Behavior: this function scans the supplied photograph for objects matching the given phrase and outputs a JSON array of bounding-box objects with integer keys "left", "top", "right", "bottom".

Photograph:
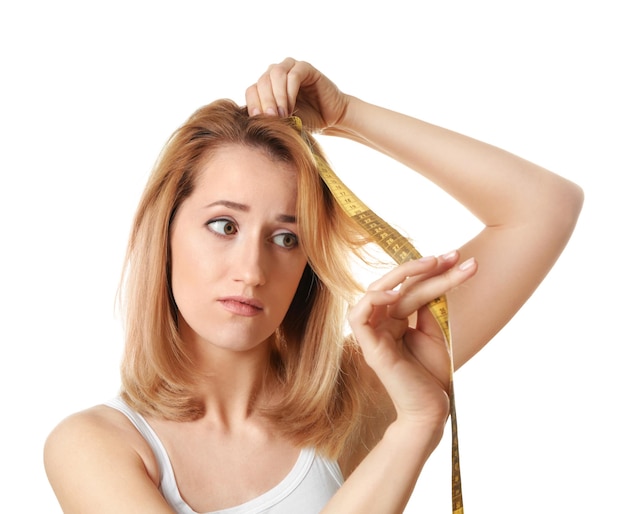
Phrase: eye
[
  {"left": 207, "top": 218, "right": 238, "bottom": 236},
  {"left": 272, "top": 232, "right": 299, "bottom": 249}
]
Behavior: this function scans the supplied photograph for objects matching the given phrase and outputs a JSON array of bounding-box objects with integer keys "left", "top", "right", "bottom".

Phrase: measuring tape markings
[{"left": 315, "top": 150, "right": 465, "bottom": 514}]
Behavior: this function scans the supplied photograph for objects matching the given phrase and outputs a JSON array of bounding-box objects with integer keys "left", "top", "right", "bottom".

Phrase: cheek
[
  {"left": 171, "top": 254, "right": 199, "bottom": 305},
  {"left": 273, "top": 261, "right": 309, "bottom": 310},
  {"left": 169, "top": 231, "right": 212, "bottom": 308}
]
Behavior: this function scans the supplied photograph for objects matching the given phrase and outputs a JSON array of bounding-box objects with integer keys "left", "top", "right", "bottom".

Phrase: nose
[{"left": 234, "top": 237, "right": 267, "bottom": 287}]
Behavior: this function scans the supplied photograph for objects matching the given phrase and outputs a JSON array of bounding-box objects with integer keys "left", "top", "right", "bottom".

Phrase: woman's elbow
[
  {"left": 550, "top": 177, "right": 584, "bottom": 242},
  {"left": 561, "top": 179, "right": 584, "bottom": 226}
]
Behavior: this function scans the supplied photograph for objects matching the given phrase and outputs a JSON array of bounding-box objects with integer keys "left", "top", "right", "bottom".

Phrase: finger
[
  {"left": 283, "top": 59, "right": 316, "bottom": 114},
  {"left": 399, "top": 251, "right": 460, "bottom": 292},
  {"left": 390, "top": 257, "right": 477, "bottom": 319},
  {"left": 271, "top": 58, "right": 304, "bottom": 117},
  {"left": 349, "top": 290, "right": 401, "bottom": 328},
  {"left": 253, "top": 58, "right": 298, "bottom": 117},
  {"left": 349, "top": 290, "right": 405, "bottom": 365},
  {"left": 367, "top": 256, "right": 439, "bottom": 293},
  {"left": 245, "top": 85, "right": 262, "bottom": 117},
  {"left": 266, "top": 63, "right": 292, "bottom": 117},
  {"left": 285, "top": 65, "right": 303, "bottom": 115},
  {"left": 245, "top": 63, "right": 282, "bottom": 117},
  {"left": 254, "top": 71, "right": 281, "bottom": 116}
]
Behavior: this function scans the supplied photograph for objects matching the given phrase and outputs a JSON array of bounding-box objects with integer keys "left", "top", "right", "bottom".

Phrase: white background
[{"left": 1, "top": 1, "right": 624, "bottom": 512}]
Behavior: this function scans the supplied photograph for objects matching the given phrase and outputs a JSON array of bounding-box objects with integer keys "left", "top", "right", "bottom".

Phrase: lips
[{"left": 218, "top": 296, "right": 264, "bottom": 317}]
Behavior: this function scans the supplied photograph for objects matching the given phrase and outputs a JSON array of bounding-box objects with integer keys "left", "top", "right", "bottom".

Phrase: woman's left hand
[
  {"left": 245, "top": 57, "right": 349, "bottom": 132},
  {"left": 348, "top": 251, "right": 477, "bottom": 427}
]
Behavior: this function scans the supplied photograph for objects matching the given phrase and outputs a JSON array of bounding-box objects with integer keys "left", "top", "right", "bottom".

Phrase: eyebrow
[{"left": 205, "top": 200, "right": 297, "bottom": 224}]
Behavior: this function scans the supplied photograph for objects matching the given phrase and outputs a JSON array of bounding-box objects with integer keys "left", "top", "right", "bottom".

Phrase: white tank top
[{"left": 105, "top": 397, "right": 343, "bottom": 514}]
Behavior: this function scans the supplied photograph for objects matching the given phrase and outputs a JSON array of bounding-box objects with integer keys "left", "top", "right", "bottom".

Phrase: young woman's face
[{"left": 169, "top": 144, "right": 308, "bottom": 355}]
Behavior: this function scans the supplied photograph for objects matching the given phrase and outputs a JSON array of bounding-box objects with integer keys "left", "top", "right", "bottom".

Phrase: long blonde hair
[{"left": 120, "top": 99, "right": 377, "bottom": 456}]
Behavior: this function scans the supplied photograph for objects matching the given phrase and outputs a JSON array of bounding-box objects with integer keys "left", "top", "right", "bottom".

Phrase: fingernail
[
  {"left": 442, "top": 250, "right": 457, "bottom": 261},
  {"left": 278, "top": 107, "right": 287, "bottom": 118},
  {"left": 265, "top": 107, "right": 277, "bottom": 116},
  {"left": 418, "top": 255, "right": 436, "bottom": 262},
  {"left": 459, "top": 257, "right": 476, "bottom": 271},
  {"left": 250, "top": 107, "right": 261, "bottom": 116}
]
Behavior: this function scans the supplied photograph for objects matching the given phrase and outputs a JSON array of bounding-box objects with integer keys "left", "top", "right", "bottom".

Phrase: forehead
[{"left": 191, "top": 144, "right": 298, "bottom": 203}]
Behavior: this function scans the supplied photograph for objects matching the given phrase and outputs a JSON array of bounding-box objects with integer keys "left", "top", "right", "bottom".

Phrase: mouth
[{"left": 218, "top": 296, "right": 264, "bottom": 317}]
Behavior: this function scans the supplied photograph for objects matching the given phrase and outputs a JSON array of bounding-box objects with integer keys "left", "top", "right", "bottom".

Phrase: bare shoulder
[
  {"left": 44, "top": 404, "right": 157, "bottom": 471},
  {"left": 46, "top": 404, "right": 131, "bottom": 440},
  {"left": 44, "top": 405, "right": 171, "bottom": 513}
]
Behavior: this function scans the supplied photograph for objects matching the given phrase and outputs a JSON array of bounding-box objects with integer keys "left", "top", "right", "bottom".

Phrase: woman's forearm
[
  {"left": 326, "top": 95, "right": 582, "bottom": 228},
  {"left": 322, "top": 419, "right": 446, "bottom": 514}
]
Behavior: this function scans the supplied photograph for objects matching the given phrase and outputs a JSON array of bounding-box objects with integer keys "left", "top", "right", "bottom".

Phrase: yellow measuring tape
[{"left": 292, "top": 117, "right": 464, "bottom": 513}]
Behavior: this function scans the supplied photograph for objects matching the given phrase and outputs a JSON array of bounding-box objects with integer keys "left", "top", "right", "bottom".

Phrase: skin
[
  {"left": 152, "top": 145, "right": 311, "bottom": 511},
  {"left": 44, "top": 58, "right": 583, "bottom": 514},
  {"left": 170, "top": 144, "right": 308, "bottom": 369}
]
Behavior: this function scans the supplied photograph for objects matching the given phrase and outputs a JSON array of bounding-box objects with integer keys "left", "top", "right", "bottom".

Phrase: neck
[{"left": 186, "top": 337, "right": 278, "bottom": 428}]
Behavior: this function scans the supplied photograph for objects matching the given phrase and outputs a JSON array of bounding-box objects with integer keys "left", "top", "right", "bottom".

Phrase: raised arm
[
  {"left": 337, "top": 97, "right": 582, "bottom": 365},
  {"left": 246, "top": 57, "right": 584, "bottom": 368},
  {"left": 246, "top": 57, "right": 583, "bottom": 514}
]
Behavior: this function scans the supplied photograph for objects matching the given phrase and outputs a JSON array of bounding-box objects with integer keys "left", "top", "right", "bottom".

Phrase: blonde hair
[{"left": 120, "top": 99, "right": 378, "bottom": 457}]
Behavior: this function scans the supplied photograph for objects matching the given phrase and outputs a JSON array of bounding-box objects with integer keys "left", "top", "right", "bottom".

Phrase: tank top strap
[{"left": 104, "top": 397, "right": 193, "bottom": 512}]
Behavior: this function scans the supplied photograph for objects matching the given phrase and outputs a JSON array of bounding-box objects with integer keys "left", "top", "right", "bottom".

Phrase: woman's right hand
[{"left": 348, "top": 252, "right": 477, "bottom": 428}]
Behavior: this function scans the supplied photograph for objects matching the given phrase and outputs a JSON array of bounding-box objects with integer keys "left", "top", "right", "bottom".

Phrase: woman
[{"left": 44, "top": 58, "right": 583, "bottom": 513}]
